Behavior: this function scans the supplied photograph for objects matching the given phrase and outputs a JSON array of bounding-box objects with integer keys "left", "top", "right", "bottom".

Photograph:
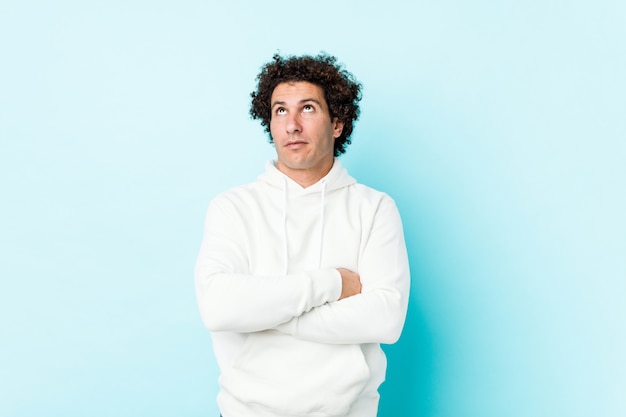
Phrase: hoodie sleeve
[
  {"left": 274, "top": 195, "right": 410, "bottom": 344},
  {"left": 194, "top": 195, "right": 342, "bottom": 333}
]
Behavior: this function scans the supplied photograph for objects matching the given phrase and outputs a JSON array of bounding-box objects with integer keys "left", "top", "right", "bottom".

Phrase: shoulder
[
  {"left": 211, "top": 181, "right": 260, "bottom": 210},
  {"left": 201, "top": 183, "right": 263, "bottom": 229},
  {"left": 338, "top": 183, "right": 402, "bottom": 225},
  {"left": 347, "top": 183, "right": 397, "bottom": 207},
  {"left": 209, "top": 180, "right": 275, "bottom": 212}
]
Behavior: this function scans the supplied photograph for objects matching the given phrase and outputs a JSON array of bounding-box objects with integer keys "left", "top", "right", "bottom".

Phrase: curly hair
[{"left": 250, "top": 52, "right": 362, "bottom": 156}]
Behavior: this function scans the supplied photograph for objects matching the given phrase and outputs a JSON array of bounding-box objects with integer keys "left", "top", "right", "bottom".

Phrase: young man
[{"left": 195, "top": 53, "right": 410, "bottom": 417}]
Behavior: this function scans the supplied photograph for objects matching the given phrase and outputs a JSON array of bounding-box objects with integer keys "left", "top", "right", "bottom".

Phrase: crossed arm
[{"left": 194, "top": 195, "right": 410, "bottom": 344}]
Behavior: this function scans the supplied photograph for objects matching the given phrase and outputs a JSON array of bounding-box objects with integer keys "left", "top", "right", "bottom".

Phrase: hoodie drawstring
[
  {"left": 318, "top": 179, "right": 327, "bottom": 269},
  {"left": 281, "top": 178, "right": 328, "bottom": 274},
  {"left": 282, "top": 177, "right": 289, "bottom": 275}
]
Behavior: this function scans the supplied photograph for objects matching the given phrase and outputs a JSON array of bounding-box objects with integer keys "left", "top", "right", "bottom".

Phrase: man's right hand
[{"left": 337, "top": 268, "right": 362, "bottom": 300}]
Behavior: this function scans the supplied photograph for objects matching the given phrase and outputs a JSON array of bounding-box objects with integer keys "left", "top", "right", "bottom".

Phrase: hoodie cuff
[{"left": 309, "top": 268, "right": 342, "bottom": 305}]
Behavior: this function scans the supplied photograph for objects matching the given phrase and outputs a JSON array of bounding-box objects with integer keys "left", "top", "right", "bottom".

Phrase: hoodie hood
[{"left": 257, "top": 158, "right": 357, "bottom": 194}]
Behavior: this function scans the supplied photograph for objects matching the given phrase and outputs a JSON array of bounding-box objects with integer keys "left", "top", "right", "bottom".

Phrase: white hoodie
[{"left": 195, "top": 159, "right": 410, "bottom": 417}]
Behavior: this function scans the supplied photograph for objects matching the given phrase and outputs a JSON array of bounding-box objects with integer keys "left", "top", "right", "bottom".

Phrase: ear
[{"left": 332, "top": 117, "right": 345, "bottom": 139}]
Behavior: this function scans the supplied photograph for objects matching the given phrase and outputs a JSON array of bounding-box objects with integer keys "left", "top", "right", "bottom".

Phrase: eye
[
  {"left": 303, "top": 104, "right": 314, "bottom": 112},
  {"left": 276, "top": 107, "right": 287, "bottom": 115}
]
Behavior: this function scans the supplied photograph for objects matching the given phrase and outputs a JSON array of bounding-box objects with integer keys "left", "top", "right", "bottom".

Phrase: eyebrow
[{"left": 271, "top": 98, "right": 322, "bottom": 109}]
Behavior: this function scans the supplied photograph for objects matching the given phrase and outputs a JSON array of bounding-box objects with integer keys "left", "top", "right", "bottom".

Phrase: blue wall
[{"left": 1, "top": 1, "right": 624, "bottom": 416}]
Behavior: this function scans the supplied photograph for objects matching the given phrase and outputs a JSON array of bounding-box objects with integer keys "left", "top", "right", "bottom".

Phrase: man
[{"left": 195, "top": 53, "right": 410, "bottom": 417}]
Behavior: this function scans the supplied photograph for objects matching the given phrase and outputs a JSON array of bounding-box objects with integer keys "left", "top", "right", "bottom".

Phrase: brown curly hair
[{"left": 250, "top": 52, "right": 362, "bottom": 156}]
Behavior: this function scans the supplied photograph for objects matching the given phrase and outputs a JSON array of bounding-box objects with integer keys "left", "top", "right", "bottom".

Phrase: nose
[{"left": 286, "top": 113, "right": 302, "bottom": 134}]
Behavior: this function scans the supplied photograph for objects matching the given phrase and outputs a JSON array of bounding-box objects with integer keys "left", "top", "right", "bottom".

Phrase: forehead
[{"left": 271, "top": 81, "right": 326, "bottom": 105}]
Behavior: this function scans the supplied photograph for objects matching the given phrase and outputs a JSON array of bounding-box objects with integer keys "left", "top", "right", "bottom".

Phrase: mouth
[{"left": 285, "top": 140, "right": 307, "bottom": 148}]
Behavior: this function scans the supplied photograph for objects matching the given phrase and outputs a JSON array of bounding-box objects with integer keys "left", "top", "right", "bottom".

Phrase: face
[{"left": 270, "top": 81, "right": 344, "bottom": 185}]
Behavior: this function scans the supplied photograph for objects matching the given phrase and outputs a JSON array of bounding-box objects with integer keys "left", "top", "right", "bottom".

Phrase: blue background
[{"left": 1, "top": 1, "right": 624, "bottom": 416}]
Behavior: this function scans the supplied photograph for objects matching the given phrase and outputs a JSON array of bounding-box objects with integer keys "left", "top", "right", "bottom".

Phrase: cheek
[
  {"left": 324, "top": 135, "right": 335, "bottom": 152},
  {"left": 269, "top": 121, "right": 279, "bottom": 138}
]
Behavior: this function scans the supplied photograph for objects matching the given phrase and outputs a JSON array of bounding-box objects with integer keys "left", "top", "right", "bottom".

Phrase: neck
[{"left": 277, "top": 159, "right": 334, "bottom": 188}]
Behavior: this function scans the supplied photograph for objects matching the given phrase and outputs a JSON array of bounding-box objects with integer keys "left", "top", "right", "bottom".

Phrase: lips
[{"left": 285, "top": 140, "right": 307, "bottom": 148}]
